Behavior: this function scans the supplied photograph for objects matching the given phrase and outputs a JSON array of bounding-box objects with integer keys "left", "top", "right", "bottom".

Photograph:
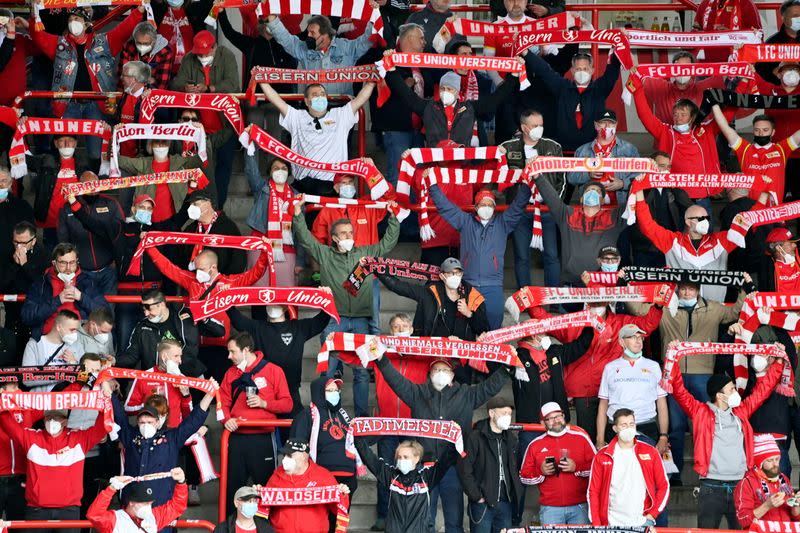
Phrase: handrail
[
  {"left": 7, "top": 519, "right": 216, "bottom": 531},
  {"left": 0, "top": 295, "right": 188, "bottom": 303},
  {"left": 218, "top": 419, "right": 293, "bottom": 522}
]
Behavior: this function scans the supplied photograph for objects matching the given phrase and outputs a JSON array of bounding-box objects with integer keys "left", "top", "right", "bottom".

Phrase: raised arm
[
  {"left": 384, "top": 68, "right": 428, "bottom": 116},
  {"left": 498, "top": 182, "right": 532, "bottom": 233},
  {"left": 472, "top": 74, "right": 519, "bottom": 117},
  {"left": 711, "top": 104, "right": 739, "bottom": 147},
  {"left": 265, "top": 16, "right": 307, "bottom": 60},
  {"left": 534, "top": 174, "right": 567, "bottom": 223},
  {"left": 145, "top": 247, "right": 195, "bottom": 290},
  {"left": 258, "top": 82, "right": 290, "bottom": 117},
  {"left": 524, "top": 50, "right": 570, "bottom": 95},
  {"left": 349, "top": 82, "right": 375, "bottom": 113}
]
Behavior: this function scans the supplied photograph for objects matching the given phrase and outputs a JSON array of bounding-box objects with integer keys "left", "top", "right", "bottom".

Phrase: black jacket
[
  {"left": 291, "top": 376, "right": 355, "bottom": 475},
  {"left": 117, "top": 303, "right": 204, "bottom": 377},
  {"left": 0, "top": 243, "right": 49, "bottom": 294},
  {"left": 57, "top": 195, "right": 124, "bottom": 271},
  {"left": 213, "top": 514, "right": 274, "bottom": 533},
  {"left": 457, "top": 418, "right": 523, "bottom": 508},
  {"left": 501, "top": 135, "right": 565, "bottom": 205},
  {"left": 513, "top": 327, "right": 594, "bottom": 424},
  {"left": 630, "top": 187, "right": 693, "bottom": 256},
  {"left": 354, "top": 435, "right": 455, "bottom": 533},
  {"left": 376, "top": 356, "right": 511, "bottom": 457},
  {"left": 228, "top": 307, "right": 330, "bottom": 414},
  {"left": 173, "top": 210, "right": 246, "bottom": 275},
  {"left": 377, "top": 275, "right": 489, "bottom": 340},
  {"left": 385, "top": 69, "right": 518, "bottom": 147},
  {"left": 370, "top": 65, "right": 437, "bottom": 132},
  {"left": 720, "top": 196, "right": 773, "bottom": 279},
  {"left": 747, "top": 326, "right": 797, "bottom": 437},
  {"left": 524, "top": 52, "right": 620, "bottom": 151},
  {"left": 0, "top": 196, "right": 34, "bottom": 265}
]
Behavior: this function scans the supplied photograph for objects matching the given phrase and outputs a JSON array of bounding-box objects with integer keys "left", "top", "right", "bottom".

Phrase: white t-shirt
[
  {"left": 608, "top": 446, "right": 647, "bottom": 527},
  {"left": 279, "top": 104, "right": 358, "bottom": 181},
  {"left": 599, "top": 357, "right": 666, "bottom": 422}
]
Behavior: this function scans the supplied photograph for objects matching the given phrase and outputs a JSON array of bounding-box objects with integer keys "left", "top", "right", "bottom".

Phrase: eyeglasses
[
  {"left": 543, "top": 413, "right": 564, "bottom": 422},
  {"left": 141, "top": 301, "right": 164, "bottom": 310},
  {"left": 55, "top": 259, "right": 78, "bottom": 267},
  {"left": 180, "top": 117, "right": 199, "bottom": 123},
  {"left": 623, "top": 334, "right": 645, "bottom": 341},
  {"left": 13, "top": 237, "right": 35, "bottom": 246},
  {"left": 687, "top": 215, "right": 709, "bottom": 222}
]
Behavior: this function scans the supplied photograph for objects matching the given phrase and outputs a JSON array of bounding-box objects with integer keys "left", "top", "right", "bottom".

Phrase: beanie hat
[
  {"left": 706, "top": 373, "right": 733, "bottom": 400},
  {"left": 439, "top": 71, "right": 462, "bottom": 91},
  {"left": 474, "top": 190, "right": 496, "bottom": 206},
  {"left": 753, "top": 433, "right": 781, "bottom": 467}
]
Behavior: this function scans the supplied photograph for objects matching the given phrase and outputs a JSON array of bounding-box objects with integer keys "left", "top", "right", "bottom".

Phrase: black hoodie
[{"left": 290, "top": 376, "right": 355, "bottom": 476}]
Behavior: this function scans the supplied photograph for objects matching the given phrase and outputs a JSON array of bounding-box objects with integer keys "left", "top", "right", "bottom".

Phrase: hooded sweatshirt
[{"left": 265, "top": 460, "right": 340, "bottom": 533}]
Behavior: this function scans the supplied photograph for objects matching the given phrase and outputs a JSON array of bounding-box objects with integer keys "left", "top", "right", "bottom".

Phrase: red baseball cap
[
  {"left": 429, "top": 358, "right": 454, "bottom": 370},
  {"left": 192, "top": 30, "right": 216, "bottom": 56},
  {"left": 766, "top": 227, "right": 797, "bottom": 244},
  {"left": 474, "top": 190, "right": 495, "bottom": 206},
  {"left": 325, "top": 378, "right": 343, "bottom": 389},
  {"left": 133, "top": 194, "right": 155, "bottom": 207}
]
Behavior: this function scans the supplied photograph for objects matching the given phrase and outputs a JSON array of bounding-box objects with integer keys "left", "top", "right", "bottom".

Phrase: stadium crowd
[{"left": 0, "top": 0, "right": 800, "bottom": 532}]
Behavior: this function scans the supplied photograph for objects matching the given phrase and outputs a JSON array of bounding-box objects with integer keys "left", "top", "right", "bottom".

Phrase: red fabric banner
[
  {"left": 727, "top": 200, "right": 800, "bottom": 248},
  {"left": 348, "top": 417, "right": 465, "bottom": 456},
  {"left": 139, "top": 91, "right": 244, "bottom": 134},
  {"left": 634, "top": 62, "right": 754, "bottom": 79},
  {"left": 378, "top": 52, "right": 529, "bottom": 90},
  {"left": 256, "top": 485, "right": 350, "bottom": 532},
  {"left": 189, "top": 286, "right": 340, "bottom": 323},
  {"left": 739, "top": 44, "right": 800, "bottom": 63},
  {"left": 0, "top": 390, "right": 113, "bottom": 431},
  {"left": 62, "top": 169, "right": 208, "bottom": 198},
  {"left": 513, "top": 29, "right": 633, "bottom": 69}
]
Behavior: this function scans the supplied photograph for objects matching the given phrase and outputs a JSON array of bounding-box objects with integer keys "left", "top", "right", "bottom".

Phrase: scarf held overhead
[
  {"left": 343, "top": 257, "right": 440, "bottom": 296},
  {"left": 738, "top": 44, "right": 800, "bottom": 63},
  {"left": 300, "top": 194, "right": 409, "bottom": 222},
  {"left": 626, "top": 29, "right": 762, "bottom": 48},
  {"left": 127, "top": 231, "right": 274, "bottom": 276},
  {"left": 0, "top": 390, "right": 113, "bottom": 430},
  {"left": 246, "top": 65, "right": 383, "bottom": 104},
  {"left": 621, "top": 266, "right": 747, "bottom": 287},
  {"left": 482, "top": 310, "right": 605, "bottom": 344},
  {"left": 256, "top": 485, "right": 350, "bottom": 532},
  {"left": 9, "top": 118, "right": 110, "bottom": 178},
  {"left": 378, "top": 52, "right": 529, "bottom": 90},
  {"left": 189, "top": 286, "right": 340, "bottom": 322},
  {"left": 139, "top": 90, "right": 244, "bottom": 134},
  {"left": 513, "top": 29, "right": 633, "bottom": 69},
  {"left": 348, "top": 417, "right": 465, "bottom": 456},
  {"left": 701, "top": 89, "right": 800, "bottom": 117},
  {"left": 62, "top": 168, "right": 208, "bottom": 198},
  {"left": 110, "top": 123, "right": 207, "bottom": 177},
  {"left": 240, "top": 125, "right": 391, "bottom": 200},
  {"left": 727, "top": 200, "right": 800, "bottom": 248}
]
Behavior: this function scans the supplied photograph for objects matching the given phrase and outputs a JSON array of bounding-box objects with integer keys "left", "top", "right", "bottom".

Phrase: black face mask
[
  {"left": 305, "top": 36, "right": 317, "bottom": 50},
  {"left": 753, "top": 135, "right": 773, "bottom": 147}
]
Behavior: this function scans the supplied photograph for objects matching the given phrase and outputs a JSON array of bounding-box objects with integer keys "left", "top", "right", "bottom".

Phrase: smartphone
[{"left": 545, "top": 456, "right": 558, "bottom": 475}]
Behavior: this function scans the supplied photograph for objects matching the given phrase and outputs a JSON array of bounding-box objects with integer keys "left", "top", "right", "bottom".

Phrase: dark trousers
[
  {"left": 329, "top": 474, "right": 357, "bottom": 533},
  {"left": 199, "top": 345, "right": 229, "bottom": 384},
  {"left": 697, "top": 479, "right": 740, "bottom": 529},
  {"left": 226, "top": 432, "right": 277, "bottom": 515},
  {"left": 179, "top": 445, "right": 201, "bottom": 486},
  {"left": 376, "top": 435, "right": 400, "bottom": 520},
  {"left": 0, "top": 475, "right": 25, "bottom": 520},
  {"left": 82, "top": 265, "right": 118, "bottom": 300},
  {"left": 573, "top": 397, "right": 600, "bottom": 444},
  {"left": 25, "top": 505, "right": 80, "bottom": 533}
]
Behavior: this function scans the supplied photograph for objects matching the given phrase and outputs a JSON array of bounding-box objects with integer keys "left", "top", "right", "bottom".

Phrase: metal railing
[{"left": 6, "top": 520, "right": 216, "bottom": 531}]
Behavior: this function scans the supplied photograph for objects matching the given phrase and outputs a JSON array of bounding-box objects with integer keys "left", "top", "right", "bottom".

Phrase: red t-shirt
[
  {"left": 733, "top": 136, "right": 797, "bottom": 203},
  {"left": 199, "top": 66, "right": 223, "bottom": 133},
  {"left": 775, "top": 258, "right": 800, "bottom": 292},
  {"left": 575, "top": 86, "right": 587, "bottom": 129},
  {"left": 484, "top": 15, "right": 534, "bottom": 58},
  {"left": 235, "top": 523, "right": 256, "bottom": 533},
  {"left": 151, "top": 159, "right": 175, "bottom": 222}
]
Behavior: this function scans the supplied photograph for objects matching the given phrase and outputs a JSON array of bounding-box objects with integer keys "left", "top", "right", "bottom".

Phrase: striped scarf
[{"left": 267, "top": 182, "right": 294, "bottom": 262}]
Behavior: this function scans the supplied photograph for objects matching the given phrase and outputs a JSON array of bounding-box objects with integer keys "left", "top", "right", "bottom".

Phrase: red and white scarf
[
  {"left": 309, "top": 401, "right": 364, "bottom": 475},
  {"left": 139, "top": 90, "right": 244, "bottom": 134},
  {"left": 241, "top": 125, "right": 391, "bottom": 199},
  {"left": 738, "top": 44, "right": 800, "bottom": 63},
  {"left": 737, "top": 292, "right": 800, "bottom": 344},
  {"left": 160, "top": 7, "right": 191, "bottom": 64},
  {"left": 0, "top": 390, "right": 113, "bottom": 431},
  {"left": 301, "top": 194, "right": 409, "bottom": 222},
  {"left": 9, "top": 118, "right": 110, "bottom": 178},
  {"left": 184, "top": 431, "right": 218, "bottom": 483},
  {"left": 316, "top": 332, "right": 521, "bottom": 374},
  {"left": 0, "top": 364, "right": 81, "bottom": 383},
  {"left": 377, "top": 52, "right": 529, "bottom": 90},
  {"left": 127, "top": 231, "right": 273, "bottom": 276},
  {"left": 749, "top": 521, "right": 800, "bottom": 533},
  {"left": 625, "top": 173, "right": 766, "bottom": 225},
  {"left": 246, "top": 65, "right": 383, "bottom": 104},
  {"left": 727, "top": 200, "right": 800, "bottom": 248},
  {"left": 459, "top": 71, "right": 481, "bottom": 147},
  {"left": 110, "top": 123, "right": 206, "bottom": 177},
  {"left": 346, "top": 417, "right": 465, "bottom": 456},
  {"left": 626, "top": 29, "right": 762, "bottom": 48},
  {"left": 257, "top": 486, "right": 349, "bottom": 532},
  {"left": 482, "top": 310, "right": 605, "bottom": 344},
  {"left": 267, "top": 183, "right": 294, "bottom": 262},
  {"left": 190, "top": 286, "right": 339, "bottom": 322},
  {"left": 32, "top": 0, "right": 154, "bottom": 31},
  {"left": 514, "top": 29, "right": 633, "bottom": 69},
  {"left": 660, "top": 341, "right": 793, "bottom": 397},
  {"left": 622, "top": 62, "right": 756, "bottom": 105},
  {"left": 62, "top": 168, "right": 208, "bottom": 198},
  {"left": 505, "top": 284, "right": 675, "bottom": 322}
]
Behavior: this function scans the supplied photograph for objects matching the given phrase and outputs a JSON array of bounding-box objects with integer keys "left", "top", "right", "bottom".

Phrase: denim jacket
[
  {"left": 566, "top": 137, "right": 641, "bottom": 207},
  {"left": 267, "top": 18, "right": 373, "bottom": 95}
]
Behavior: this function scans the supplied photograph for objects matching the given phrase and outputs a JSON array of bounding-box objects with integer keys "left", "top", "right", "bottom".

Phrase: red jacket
[
  {"left": 265, "top": 460, "right": 341, "bottom": 533},
  {"left": 519, "top": 426, "right": 596, "bottom": 506},
  {"left": 671, "top": 362, "right": 782, "bottom": 477},
  {"left": 0, "top": 410, "right": 38, "bottom": 476},
  {"left": 373, "top": 353, "right": 430, "bottom": 418},
  {"left": 219, "top": 351, "right": 293, "bottom": 432},
  {"left": 147, "top": 246, "right": 270, "bottom": 346},
  {"left": 87, "top": 482, "right": 187, "bottom": 533},
  {"left": 587, "top": 437, "right": 670, "bottom": 526},
  {"left": 0, "top": 409, "right": 107, "bottom": 507},
  {"left": 123, "top": 367, "right": 192, "bottom": 428},
  {"left": 533, "top": 305, "right": 662, "bottom": 398},
  {"left": 734, "top": 467, "right": 800, "bottom": 528},
  {"left": 311, "top": 205, "right": 383, "bottom": 247}
]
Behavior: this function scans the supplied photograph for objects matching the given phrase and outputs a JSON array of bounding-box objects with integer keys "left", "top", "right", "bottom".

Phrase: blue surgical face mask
[
  {"left": 135, "top": 210, "right": 152, "bottom": 225},
  {"left": 600, "top": 262, "right": 619, "bottom": 272},
  {"left": 167, "top": 0, "right": 183, "bottom": 7},
  {"left": 241, "top": 501, "right": 258, "bottom": 519},
  {"left": 624, "top": 348, "right": 642, "bottom": 359},
  {"left": 310, "top": 96, "right": 328, "bottom": 113},
  {"left": 678, "top": 297, "right": 697, "bottom": 308},
  {"left": 673, "top": 123, "right": 691, "bottom": 133},
  {"left": 325, "top": 391, "right": 340, "bottom": 405},
  {"left": 582, "top": 190, "right": 601, "bottom": 207},
  {"left": 0, "top": 188, "right": 9, "bottom": 201}
]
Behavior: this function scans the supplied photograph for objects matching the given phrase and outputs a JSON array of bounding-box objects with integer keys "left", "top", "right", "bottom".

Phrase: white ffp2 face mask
[
  {"left": 59, "top": 146, "right": 76, "bottom": 158},
  {"left": 152, "top": 146, "right": 169, "bottom": 160},
  {"left": 445, "top": 275, "right": 462, "bottom": 290},
  {"left": 440, "top": 90, "right": 456, "bottom": 106},
  {"left": 139, "top": 423, "right": 157, "bottom": 439},
  {"left": 694, "top": 219, "right": 710, "bottom": 235},
  {"left": 477, "top": 206, "right": 494, "bottom": 221},
  {"left": 195, "top": 269, "right": 211, "bottom": 283},
  {"left": 573, "top": 70, "right": 592, "bottom": 85},
  {"left": 751, "top": 355, "right": 768, "bottom": 373},
  {"left": 68, "top": 20, "right": 85, "bottom": 37},
  {"left": 618, "top": 427, "right": 636, "bottom": 443},
  {"left": 396, "top": 458, "right": 414, "bottom": 475},
  {"left": 430, "top": 372, "right": 452, "bottom": 391},
  {"left": 336, "top": 238, "right": 355, "bottom": 252},
  {"left": 45, "top": 420, "right": 62, "bottom": 436},
  {"left": 495, "top": 414, "right": 512, "bottom": 431},
  {"left": 272, "top": 169, "right": 289, "bottom": 184},
  {"left": 187, "top": 204, "right": 202, "bottom": 221},
  {"left": 282, "top": 456, "right": 297, "bottom": 473}
]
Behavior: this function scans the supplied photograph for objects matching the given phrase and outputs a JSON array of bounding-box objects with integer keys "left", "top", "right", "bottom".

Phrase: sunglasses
[
  {"left": 687, "top": 215, "right": 709, "bottom": 222},
  {"left": 141, "top": 301, "right": 164, "bottom": 310}
]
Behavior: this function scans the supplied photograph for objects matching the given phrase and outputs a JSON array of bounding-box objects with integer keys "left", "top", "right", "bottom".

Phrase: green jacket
[
  {"left": 293, "top": 212, "right": 399, "bottom": 317},
  {"left": 118, "top": 154, "right": 200, "bottom": 213},
  {"left": 170, "top": 45, "right": 241, "bottom": 94}
]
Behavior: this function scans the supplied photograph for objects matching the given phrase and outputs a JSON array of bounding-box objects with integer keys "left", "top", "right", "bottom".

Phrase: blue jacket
[
  {"left": 266, "top": 18, "right": 373, "bottom": 96},
  {"left": 21, "top": 270, "right": 107, "bottom": 340},
  {"left": 112, "top": 395, "right": 208, "bottom": 506},
  {"left": 429, "top": 183, "right": 531, "bottom": 287},
  {"left": 567, "top": 137, "right": 641, "bottom": 207}
]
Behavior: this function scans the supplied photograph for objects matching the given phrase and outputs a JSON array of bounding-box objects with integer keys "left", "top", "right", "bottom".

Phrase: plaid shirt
[{"left": 119, "top": 40, "right": 175, "bottom": 90}]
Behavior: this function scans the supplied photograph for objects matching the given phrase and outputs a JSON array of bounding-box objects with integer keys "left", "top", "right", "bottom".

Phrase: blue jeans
[
  {"left": 214, "top": 135, "right": 237, "bottom": 209},
  {"left": 382, "top": 131, "right": 422, "bottom": 187},
  {"left": 476, "top": 285, "right": 504, "bottom": 330},
  {"left": 511, "top": 209, "right": 533, "bottom": 288},
  {"left": 429, "top": 465, "right": 464, "bottom": 533},
  {"left": 322, "top": 316, "right": 371, "bottom": 417},
  {"left": 376, "top": 435, "right": 400, "bottom": 520},
  {"left": 468, "top": 500, "right": 512, "bottom": 533},
  {"left": 62, "top": 101, "right": 106, "bottom": 161},
  {"left": 539, "top": 503, "right": 589, "bottom": 525},
  {"left": 668, "top": 373, "right": 710, "bottom": 478}
]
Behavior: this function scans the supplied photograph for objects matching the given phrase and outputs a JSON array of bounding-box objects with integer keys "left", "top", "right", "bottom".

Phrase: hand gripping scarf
[
  {"left": 343, "top": 257, "right": 440, "bottom": 296},
  {"left": 9, "top": 118, "right": 110, "bottom": 178},
  {"left": 481, "top": 310, "right": 606, "bottom": 344},
  {"left": 660, "top": 341, "right": 793, "bottom": 397},
  {"left": 300, "top": 194, "right": 409, "bottom": 222},
  {"left": 189, "top": 286, "right": 340, "bottom": 322},
  {"left": 505, "top": 284, "right": 675, "bottom": 322},
  {"left": 110, "top": 123, "right": 207, "bottom": 177},
  {"left": 0, "top": 390, "right": 113, "bottom": 431},
  {"left": 622, "top": 62, "right": 755, "bottom": 105},
  {"left": 32, "top": 0, "right": 155, "bottom": 31},
  {"left": 61, "top": 169, "right": 208, "bottom": 198},
  {"left": 727, "top": 200, "right": 800, "bottom": 248},
  {"left": 139, "top": 90, "right": 244, "bottom": 134},
  {"left": 240, "top": 124, "right": 391, "bottom": 200},
  {"left": 256, "top": 485, "right": 350, "bottom": 532},
  {"left": 127, "top": 231, "right": 274, "bottom": 276},
  {"left": 246, "top": 65, "right": 383, "bottom": 104},
  {"left": 736, "top": 292, "right": 800, "bottom": 344}
]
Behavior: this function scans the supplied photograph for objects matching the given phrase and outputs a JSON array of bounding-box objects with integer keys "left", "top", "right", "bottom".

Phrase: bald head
[
  {"left": 195, "top": 249, "right": 218, "bottom": 270},
  {"left": 684, "top": 204, "right": 710, "bottom": 236}
]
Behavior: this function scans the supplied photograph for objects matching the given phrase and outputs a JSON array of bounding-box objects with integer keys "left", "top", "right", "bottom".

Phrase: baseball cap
[
  {"left": 598, "top": 246, "right": 620, "bottom": 258},
  {"left": 439, "top": 71, "right": 462, "bottom": 91},
  {"left": 124, "top": 482, "right": 155, "bottom": 504},
  {"left": 136, "top": 405, "right": 160, "bottom": 420},
  {"left": 618, "top": 324, "right": 646, "bottom": 340},
  {"left": 67, "top": 7, "right": 91, "bottom": 20},
  {"left": 777, "top": 61, "right": 800, "bottom": 72},
  {"left": 192, "top": 30, "right": 216, "bottom": 56},
  {"left": 234, "top": 486, "right": 260, "bottom": 501},
  {"left": 474, "top": 190, "right": 496, "bottom": 206},
  {"left": 540, "top": 401, "right": 563, "bottom": 420},
  {"left": 325, "top": 378, "right": 343, "bottom": 389},
  {"left": 440, "top": 257, "right": 462, "bottom": 273},
  {"left": 487, "top": 396, "right": 514, "bottom": 410},
  {"left": 187, "top": 189, "right": 215, "bottom": 206},
  {"left": 280, "top": 438, "right": 310, "bottom": 455},
  {"left": 597, "top": 109, "right": 617, "bottom": 123},
  {"left": 133, "top": 194, "right": 155, "bottom": 207},
  {"left": 429, "top": 358, "right": 455, "bottom": 370},
  {"left": 766, "top": 227, "right": 797, "bottom": 244}
]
